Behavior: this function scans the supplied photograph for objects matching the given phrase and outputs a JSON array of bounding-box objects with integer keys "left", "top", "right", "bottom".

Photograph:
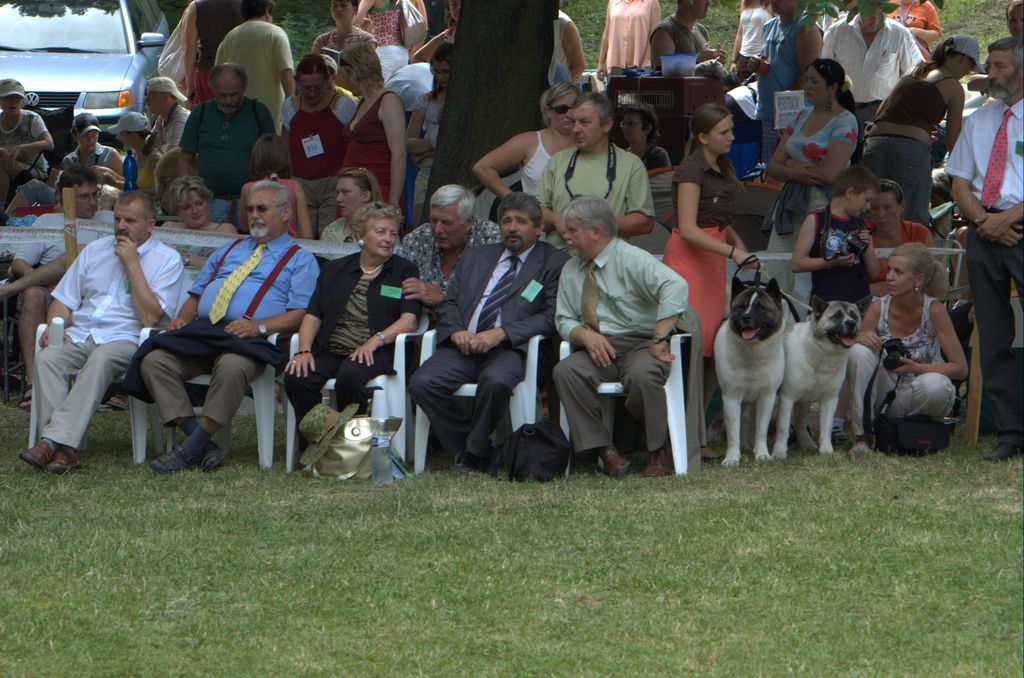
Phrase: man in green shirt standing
[
  {"left": 553, "top": 196, "right": 689, "bottom": 478},
  {"left": 536, "top": 92, "right": 655, "bottom": 251},
  {"left": 178, "top": 63, "right": 276, "bottom": 228}
]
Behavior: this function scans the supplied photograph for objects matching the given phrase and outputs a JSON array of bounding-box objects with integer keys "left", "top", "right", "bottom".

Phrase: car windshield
[{"left": 0, "top": 0, "right": 128, "bottom": 54}]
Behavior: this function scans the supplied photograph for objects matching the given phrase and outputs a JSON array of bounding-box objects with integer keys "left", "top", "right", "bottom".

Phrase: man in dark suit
[{"left": 410, "top": 192, "right": 570, "bottom": 473}]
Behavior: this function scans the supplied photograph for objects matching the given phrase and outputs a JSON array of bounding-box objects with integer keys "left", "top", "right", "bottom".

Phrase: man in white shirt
[
  {"left": 821, "top": 10, "right": 922, "bottom": 128},
  {"left": 946, "top": 37, "right": 1024, "bottom": 462},
  {"left": 17, "top": 192, "right": 184, "bottom": 474},
  {"left": 0, "top": 166, "right": 114, "bottom": 407}
]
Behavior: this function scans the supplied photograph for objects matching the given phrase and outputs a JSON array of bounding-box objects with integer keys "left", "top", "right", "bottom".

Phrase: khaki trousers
[
  {"left": 297, "top": 176, "right": 339, "bottom": 236},
  {"left": 35, "top": 338, "right": 137, "bottom": 449},
  {"left": 139, "top": 348, "right": 260, "bottom": 429},
  {"left": 553, "top": 334, "right": 671, "bottom": 454}
]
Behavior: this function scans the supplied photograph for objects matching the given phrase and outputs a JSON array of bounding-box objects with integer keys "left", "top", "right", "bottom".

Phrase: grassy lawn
[{"left": 1, "top": 400, "right": 1020, "bottom": 675}]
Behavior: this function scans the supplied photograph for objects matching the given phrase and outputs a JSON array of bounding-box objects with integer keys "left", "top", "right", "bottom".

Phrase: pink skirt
[{"left": 662, "top": 227, "right": 727, "bottom": 358}]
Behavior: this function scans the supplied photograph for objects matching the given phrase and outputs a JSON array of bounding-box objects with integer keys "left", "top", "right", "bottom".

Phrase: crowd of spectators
[{"left": 4, "top": 0, "right": 1022, "bottom": 475}]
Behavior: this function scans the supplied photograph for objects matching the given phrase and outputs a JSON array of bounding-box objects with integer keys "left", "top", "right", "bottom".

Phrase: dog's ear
[
  {"left": 855, "top": 295, "right": 873, "bottom": 316},
  {"left": 765, "top": 277, "right": 783, "bottom": 301},
  {"left": 731, "top": 276, "right": 748, "bottom": 302},
  {"left": 810, "top": 295, "right": 828, "bottom": 319}
]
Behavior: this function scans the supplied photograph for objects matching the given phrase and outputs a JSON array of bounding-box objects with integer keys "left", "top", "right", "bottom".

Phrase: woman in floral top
[{"left": 764, "top": 57, "right": 858, "bottom": 300}]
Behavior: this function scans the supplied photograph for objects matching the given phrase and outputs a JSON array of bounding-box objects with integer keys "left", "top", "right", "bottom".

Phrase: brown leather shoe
[
  {"left": 599, "top": 446, "right": 630, "bottom": 478},
  {"left": 642, "top": 445, "right": 672, "bottom": 478},
  {"left": 19, "top": 438, "right": 56, "bottom": 470},
  {"left": 44, "top": 448, "right": 81, "bottom": 475}
]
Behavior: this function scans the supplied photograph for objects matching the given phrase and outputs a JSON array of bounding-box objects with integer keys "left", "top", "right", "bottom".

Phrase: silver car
[{"left": 0, "top": 0, "right": 167, "bottom": 132}]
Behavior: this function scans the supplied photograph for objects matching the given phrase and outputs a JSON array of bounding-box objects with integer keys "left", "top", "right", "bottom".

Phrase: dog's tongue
[
  {"left": 741, "top": 328, "right": 758, "bottom": 341},
  {"left": 841, "top": 337, "right": 855, "bottom": 347}
]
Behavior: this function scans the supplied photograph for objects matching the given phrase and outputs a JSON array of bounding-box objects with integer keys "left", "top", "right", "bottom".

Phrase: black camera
[
  {"left": 839, "top": 231, "right": 869, "bottom": 258},
  {"left": 882, "top": 338, "right": 911, "bottom": 370}
]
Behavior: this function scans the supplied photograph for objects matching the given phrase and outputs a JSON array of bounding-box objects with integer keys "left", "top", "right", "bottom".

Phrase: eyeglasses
[
  {"left": 548, "top": 105, "right": 571, "bottom": 114},
  {"left": 298, "top": 84, "right": 329, "bottom": 94},
  {"left": 75, "top": 191, "right": 100, "bottom": 201}
]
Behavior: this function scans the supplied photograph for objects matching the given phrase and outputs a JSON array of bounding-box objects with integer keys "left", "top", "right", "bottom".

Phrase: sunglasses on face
[{"left": 548, "top": 105, "right": 571, "bottom": 114}]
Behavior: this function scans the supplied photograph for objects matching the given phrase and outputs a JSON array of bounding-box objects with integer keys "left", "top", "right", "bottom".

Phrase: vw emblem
[{"left": 24, "top": 92, "right": 39, "bottom": 107}]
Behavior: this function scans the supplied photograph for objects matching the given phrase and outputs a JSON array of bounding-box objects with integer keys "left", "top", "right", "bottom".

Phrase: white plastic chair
[
  {"left": 127, "top": 329, "right": 281, "bottom": 470},
  {"left": 28, "top": 320, "right": 158, "bottom": 465},
  {"left": 284, "top": 314, "right": 428, "bottom": 473},
  {"left": 557, "top": 334, "right": 690, "bottom": 475},
  {"left": 412, "top": 330, "right": 544, "bottom": 474}
]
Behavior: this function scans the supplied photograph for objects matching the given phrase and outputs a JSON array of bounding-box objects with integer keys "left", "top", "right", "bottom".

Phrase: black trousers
[
  {"left": 966, "top": 226, "right": 1024, "bottom": 447},
  {"left": 409, "top": 345, "right": 525, "bottom": 460},
  {"left": 284, "top": 351, "right": 388, "bottom": 449}
]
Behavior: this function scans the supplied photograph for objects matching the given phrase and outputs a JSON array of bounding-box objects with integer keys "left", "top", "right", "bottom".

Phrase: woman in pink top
[
  {"left": 597, "top": 0, "right": 662, "bottom": 76},
  {"left": 239, "top": 134, "right": 315, "bottom": 240}
]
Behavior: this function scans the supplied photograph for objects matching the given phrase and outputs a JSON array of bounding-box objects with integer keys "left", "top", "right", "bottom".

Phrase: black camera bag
[
  {"left": 498, "top": 419, "right": 570, "bottom": 482},
  {"left": 863, "top": 353, "right": 950, "bottom": 455}
]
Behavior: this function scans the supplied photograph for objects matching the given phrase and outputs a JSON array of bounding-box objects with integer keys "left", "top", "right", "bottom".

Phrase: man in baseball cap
[
  {"left": 0, "top": 78, "right": 26, "bottom": 99},
  {"left": 145, "top": 76, "right": 190, "bottom": 149}
]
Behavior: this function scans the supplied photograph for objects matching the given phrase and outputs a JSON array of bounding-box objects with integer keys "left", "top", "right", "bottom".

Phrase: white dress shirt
[
  {"left": 52, "top": 235, "right": 184, "bottom": 344},
  {"left": 821, "top": 17, "right": 923, "bottom": 103},
  {"left": 946, "top": 98, "right": 1024, "bottom": 212},
  {"left": 468, "top": 244, "right": 536, "bottom": 334}
]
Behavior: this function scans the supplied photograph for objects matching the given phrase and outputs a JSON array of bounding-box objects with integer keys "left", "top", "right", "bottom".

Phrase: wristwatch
[
  {"left": 652, "top": 333, "right": 669, "bottom": 344},
  {"left": 258, "top": 323, "right": 268, "bottom": 336}
]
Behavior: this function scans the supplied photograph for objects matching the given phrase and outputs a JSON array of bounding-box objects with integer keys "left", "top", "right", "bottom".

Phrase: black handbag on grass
[
  {"left": 863, "top": 354, "right": 950, "bottom": 455},
  {"left": 498, "top": 419, "right": 570, "bottom": 482}
]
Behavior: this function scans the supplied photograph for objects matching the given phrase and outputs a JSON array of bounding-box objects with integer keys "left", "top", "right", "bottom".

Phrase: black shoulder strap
[{"left": 862, "top": 350, "right": 899, "bottom": 434}]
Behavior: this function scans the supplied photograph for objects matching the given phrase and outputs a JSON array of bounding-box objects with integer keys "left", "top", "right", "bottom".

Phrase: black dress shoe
[
  {"left": 452, "top": 451, "right": 485, "bottom": 475},
  {"left": 981, "top": 443, "right": 1023, "bottom": 462}
]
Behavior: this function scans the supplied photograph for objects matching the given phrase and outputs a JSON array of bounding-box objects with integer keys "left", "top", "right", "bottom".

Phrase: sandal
[{"left": 17, "top": 386, "right": 32, "bottom": 412}]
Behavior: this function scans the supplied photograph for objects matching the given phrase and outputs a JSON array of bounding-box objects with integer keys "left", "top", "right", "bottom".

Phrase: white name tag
[{"left": 302, "top": 134, "right": 325, "bottom": 158}]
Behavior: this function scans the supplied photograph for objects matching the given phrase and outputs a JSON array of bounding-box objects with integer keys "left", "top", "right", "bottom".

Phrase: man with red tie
[{"left": 947, "top": 37, "right": 1024, "bottom": 461}]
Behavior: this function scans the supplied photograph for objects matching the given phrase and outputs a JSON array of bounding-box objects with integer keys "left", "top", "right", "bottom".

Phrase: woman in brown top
[
  {"left": 862, "top": 35, "right": 979, "bottom": 225},
  {"left": 664, "top": 106, "right": 754, "bottom": 459}
]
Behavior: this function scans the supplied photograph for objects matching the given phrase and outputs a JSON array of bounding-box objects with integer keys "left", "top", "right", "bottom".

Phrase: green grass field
[{"left": 1, "top": 402, "right": 1020, "bottom": 675}]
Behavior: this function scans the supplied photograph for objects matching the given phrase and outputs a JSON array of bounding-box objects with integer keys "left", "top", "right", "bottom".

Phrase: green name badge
[
  {"left": 521, "top": 279, "right": 543, "bottom": 302},
  {"left": 380, "top": 285, "right": 402, "bottom": 299},
  {"left": 1017, "top": 140, "right": 1024, "bottom": 157}
]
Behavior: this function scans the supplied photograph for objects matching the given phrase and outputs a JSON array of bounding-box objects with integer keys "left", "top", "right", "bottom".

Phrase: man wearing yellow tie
[{"left": 122, "top": 180, "right": 318, "bottom": 473}]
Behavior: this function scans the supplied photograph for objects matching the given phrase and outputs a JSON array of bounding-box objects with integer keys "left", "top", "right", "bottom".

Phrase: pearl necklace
[{"left": 360, "top": 261, "right": 383, "bottom": 277}]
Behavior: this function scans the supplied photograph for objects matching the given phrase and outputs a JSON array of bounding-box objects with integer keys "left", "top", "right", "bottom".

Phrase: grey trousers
[
  {"left": 553, "top": 334, "right": 671, "bottom": 454},
  {"left": 140, "top": 348, "right": 261, "bottom": 429},
  {"left": 35, "top": 338, "right": 137, "bottom": 449},
  {"left": 861, "top": 135, "right": 932, "bottom": 225},
  {"left": 966, "top": 226, "right": 1024, "bottom": 446},
  {"left": 846, "top": 343, "right": 956, "bottom": 436}
]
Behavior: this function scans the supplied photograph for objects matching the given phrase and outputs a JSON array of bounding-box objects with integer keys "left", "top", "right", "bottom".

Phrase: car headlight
[{"left": 83, "top": 91, "right": 133, "bottom": 109}]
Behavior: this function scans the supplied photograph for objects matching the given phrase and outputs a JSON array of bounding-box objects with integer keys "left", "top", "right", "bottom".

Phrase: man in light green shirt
[
  {"left": 553, "top": 196, "right": 688, "bottom": 478},
  {"left": 536, "top": 92, "right": 655, "bottom": 251}
]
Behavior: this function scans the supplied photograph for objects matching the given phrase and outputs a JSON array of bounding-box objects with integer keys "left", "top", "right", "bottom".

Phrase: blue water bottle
[{"left": 123, "top": 149, "right": 138, "bottom": 192}]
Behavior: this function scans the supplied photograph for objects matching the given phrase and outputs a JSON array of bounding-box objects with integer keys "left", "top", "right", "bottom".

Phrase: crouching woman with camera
[{"left": 846, "top": 243, "right": 968, "bottom": 455}]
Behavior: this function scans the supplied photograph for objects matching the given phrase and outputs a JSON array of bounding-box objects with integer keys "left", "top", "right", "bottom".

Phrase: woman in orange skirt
[{"left": 663, "top": 104, "right": 755, "bottom": 454}]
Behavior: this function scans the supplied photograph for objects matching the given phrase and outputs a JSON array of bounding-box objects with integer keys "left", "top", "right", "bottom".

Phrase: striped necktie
[
  {"left": 208, "top": 243, "right": 265, "bottom": 324},
  {"left": 476, "top": 256, "right": 520, "bottom": 332}
]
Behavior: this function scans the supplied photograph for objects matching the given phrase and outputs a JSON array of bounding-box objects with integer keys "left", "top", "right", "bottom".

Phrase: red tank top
[
  {"left": 343, "top": 92, "right": 397, "bottom": 201},
  {"left": 288, "top": 96, "right": 349, "bottom": 180}
]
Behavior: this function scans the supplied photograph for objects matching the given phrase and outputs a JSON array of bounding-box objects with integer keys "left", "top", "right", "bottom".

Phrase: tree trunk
[{"left": 426, "top": 0, "right": 558, "bottom": 216}]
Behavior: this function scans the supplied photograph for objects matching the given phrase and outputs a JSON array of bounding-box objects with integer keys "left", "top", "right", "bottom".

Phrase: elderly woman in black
[{"left": 284, "top": 202, "right": 421, "bottom": 448}]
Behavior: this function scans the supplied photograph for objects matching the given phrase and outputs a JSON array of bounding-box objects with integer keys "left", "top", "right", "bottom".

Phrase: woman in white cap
[
  {"left": 0, "top": 78, "right": 54, "bottom": 209},
  {"left": 110, "top": 111, "right": 161, "bottom": 194},
  {"left": 862, "top": 35, "right": 980, "bottom": 225}
]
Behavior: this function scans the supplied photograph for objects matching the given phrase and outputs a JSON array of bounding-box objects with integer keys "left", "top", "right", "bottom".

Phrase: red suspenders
[{"left": 200, "top": 239, "right": 303, "bottom": 321}]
